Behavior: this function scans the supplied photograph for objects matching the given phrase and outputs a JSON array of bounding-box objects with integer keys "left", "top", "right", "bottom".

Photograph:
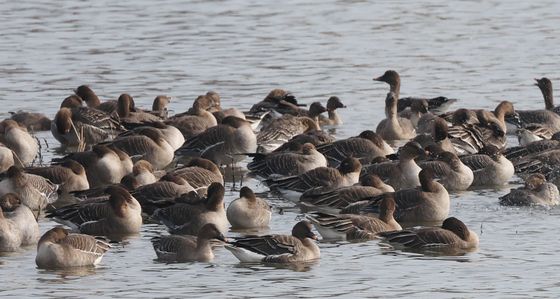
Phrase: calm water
[{"left": 1, "top": 0, "right": 560, "bottom": 297}]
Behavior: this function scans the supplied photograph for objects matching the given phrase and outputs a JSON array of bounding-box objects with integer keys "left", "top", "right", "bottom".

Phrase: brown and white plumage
[
  {"left": 106, "top": 127, "right": 174, "bottom": 169},
  {"left": 25, "top": 159, "right": 89, "bottom": 194},
  {"left": 257, "top": 115, "right": 320, "bottom": 152},
  {"left": 319, "top": 96, "right": 346, "bottom": 126},
  {"left": 248, "top": 89, "right": 302, "bottom": 116},
  {"left": 459, "top": 146, "right": 514, "bottom": 186},
  {"left": 316, "top": 130, "right": 393, "bottom": 167},
  {"left": 0, "top": 143, "right": 15, "bottom": 173},
  {"left": 225, "top": 220, "right": 320, "bottom": 263},
  {"left": 166, "top": 99, "right": 218, "bottom": 139},
  {"left": 170, "top": 158, "right": 224, "bottom": 191},
  {"left": 0, "top": 205, "right": 23, "bottom": 252},
  {"left": 516, "top": 124, "right": 554, "bottom": 146},
  {"left": 116, "top": 94, "right": 163, "bottom": 124},
  {"left": 0, "top": 120, "right": 39, "bottom": 166},
  {"left": 0, "top": 166, "right": 58, "bottom": 211},
  {"left": 499, "top": 173, "right": 559, "bottom": 206},
  {"left": 227, "top": 187, "right": 271, "bottom": 229},
  {"left": 119, "top": 122, "right": 185, "bottom": 151},
  {"left": 375, "top": 92, "right": 416, "bottom": 140},
  {"left": 74, "top": 85, "right": 117, "bottom": 113},
  {"left": 247, "top": 143, "right": 327, "bottom": 178},
  {"left": 36, "top": 227, "right": 110, "bottom": 269},
  {"left": 0, "top": 193, "right": 39, "bottom": 247},
  {"left": 152, "top": 223, "right": 226, "bottom": 262},
  {"left": 131, "top": 174, "right": 195, "bottom": 215},
  {"left": 419, "top": 151, "right": 473, "bottom": 191}
]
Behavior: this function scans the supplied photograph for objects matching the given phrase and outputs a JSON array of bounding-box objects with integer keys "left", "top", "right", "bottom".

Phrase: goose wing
[
  {"left": 380, "top": 227, "right": 460, "bottom": 248},
  {"left": 62, "top": 234, "right": 111, "bottom": 256}
]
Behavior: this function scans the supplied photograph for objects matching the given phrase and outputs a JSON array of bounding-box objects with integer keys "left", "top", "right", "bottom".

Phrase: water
[{"left": 1, "top": 0, "right": 560, "bottom": 297}]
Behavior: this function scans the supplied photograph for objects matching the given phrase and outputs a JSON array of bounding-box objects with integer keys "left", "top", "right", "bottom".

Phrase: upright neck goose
[
  {"left": 24, "top": 159, "right": 89, "bottom": 194},
  {"left": 257, "top": 115, "right": 320, "bottom": 152},
  {"left": 499, "top": 173, "right": 560, "bottom": 206},
  {"left": 47, "top": 185, "right": 142, "bottom": 236},
  {"left": 0, "top": 193, "right": 39, "bottom": 246},
  {"left": 459, "top": 145, "right": 514, "bottom": 186},
  {"left": 319, "top": 96, "right": 346, "bottom": 126},
  {"left": 166, "top": 100, "right": 218, "bottom": 139},
  {"left": 376, "top": 92, "right": 416, "bottom": 140},
  {"left": 225, "top": 220, "right": 320, "bottom": 263},
  {"left": 306, "top": 194, "right": 401, "bottom": 241},
  {"left": 226, "top": 186, "right": 272, "bottom": 229},
  {"left": 0, "top": 166, "right": 58, "bottom": 211},
  {"left": 36, "top": 227, "right": 111, "bottom": 269},
  {"left": 9, "top": 111, "right": 51, "bottom": 132},
  {"left": 535, "top": 78, "right": 558, "bottom": 114},
  {"left": 247, "top": 143, "right": 327, "bottom": 178},
  {"left": 0, "top": 120, "right": 38, "bottom": 166},
  {"left": 379, "top": 217, "right": 479, "bottom": 251},
  {"left": 419, "top": 151, "right": 474, "bottom": 191},
  {"left": 316, "top": 130, "right": 394, "bottom": 167},
  {"left": 152, "top": 223, "right": 226, "bottom": 262}
]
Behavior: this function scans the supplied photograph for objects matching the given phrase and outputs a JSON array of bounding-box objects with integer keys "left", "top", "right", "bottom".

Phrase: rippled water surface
[{"left": 2, "top": 0, "right": 560, "bottom": 297}]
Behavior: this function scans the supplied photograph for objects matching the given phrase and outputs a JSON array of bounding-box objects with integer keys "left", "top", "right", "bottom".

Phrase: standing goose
[
  {"left": 378, "top": 217, "right": 479, "bottom": 251},
  {"left": 0, "top": 193, "right": 39, "bottom": 246},
  {"left": 46, "top": 185, "right": 142, "bottom": 236},
  {"left": 0, "top": 120, "right": 38, "bottom": 166},
  {"left": 316, "top": 130, "right": 394, "bottom": 167},
  {"left": 151, "top": 223, "right": 226, "bottom": 262},
  {"left": 0, "top": 166, "right": 58, "bottom": 211},
  {"left": 266, "top": 157, "right": 362, "bottom": 202},
  {"left": 227, "top": 187, "right": 272, "bottom": 229},
  {"left": 376, "top": 92, "right": 416, "bottom": 140},
  {"left": 106, "top": 127, "right": 174, "bottom": 169},
  {"left": 24, "top": 159, "right": 89, "bottom": 194},
  {"left": 419, "top": 151, "right": 474, "bottom": 191},
  {"left": 165, "top": 100, "right": 218, "bottom": 139},
  {"left": 170, "top": 158, "right": 224, "bottom": 191},
  {"left": 319, "top": 96, "right": 346, "bottom": 126},
  {"left": 499, "top": 173, "right": 560, "bottom": 206},
  {"left": 35, "top": 227, "right": 111, "bottom": 269},
  {"left": 247, "top": 143, "right": 327, "bottom": 178},
  {"left": 257, "top": 115, "right": 320, "bottom": 152},
  {"left": 225, "top": 220, "right": 320, "bottom": 263},
  {"left": 151, "top": 182, "right": 228, "bottom": 235},
  {"left": 306, "top": 194, "right": 401, "bottom": 241},
  {"left": 342, "top": 169, "right": 450, "bottom": 224},
  {"left": 459, "top": 145, "right": 514, "bottom": 186}
]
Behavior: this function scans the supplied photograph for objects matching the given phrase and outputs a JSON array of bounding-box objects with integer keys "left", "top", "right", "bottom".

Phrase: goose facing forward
[
  {"left": 376, "top": 92, "right": 416, "bottom": 140},
  {"left": 0, "top": 193, "right": 39, "bottom": 248},
  {"left": 225, "top": 220, "right": 320, "bottom": 263}
]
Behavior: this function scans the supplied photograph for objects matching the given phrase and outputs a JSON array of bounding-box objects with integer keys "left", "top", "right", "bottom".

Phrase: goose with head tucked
[
  {"left": 24, "top": 159, "right": 89, "bottom": 194},
  {"left": 0, "top": 143, "right": 15, "bottom": 173},
  {"left": 0, "top": 166, "right": 58, "bottom": 212},
  {"left": 0, "top": 193, "right": 39, "bottom": 247},
  {"left": 316, "top": 130, "right": 394, "bottom": 167},
  {"left": 131, "top": 174, "right": 195, "bottom": 215},
  {"left": 499, "top": 173, "right": 560, "bottom": 206},
  {"left": 459, "top": 145, "right": 514, "bottom": 186},
  {"left": 0, "top": 120, "right": 39, "bottom": 166},
  {"left": 247, "top": 143, "right": 327, "bottom": 178},
  {"left": 166, "top": 99, "right": 218, "bottom": 139},
  {"left": 9, "top": 111, "right": 51, "bottom": 131},
  {"left": 170, "top": 158, "right": 224, "bottom": 192},
  {"left": 419, "top": 151, "right": 473, "bottom": 191},
  {"left": 257, "top": 114, "right": 320, "bottom": 152}
]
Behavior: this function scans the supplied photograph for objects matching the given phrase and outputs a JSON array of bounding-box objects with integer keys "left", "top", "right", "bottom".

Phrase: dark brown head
[
  {"left": 418, "top": 168, "right": 437, "bottom": 192},
  {"left": 360, "top": 174, "right": 384, "bottom": 188},
  {"left": 0, "top": 193, "right": 21, "bottom": 212},
  {"left": 373, "top": 70, "right": 400, "bottom": 89},
  {"left": 59, "top": 159, "right": 86, "bottom": 175},
  {"left": 206, "top": 182, "right": 225, "bottom": 211},
  {"left": 326, "top": 96, "right": 346, "bottom": 111},
  {"left": 338, "top": 157, "right": 361, "bottom": 174},
  {"left": 60, "top": 95, "right": 83, "bottom": 108},
  {"left": 74, "top": 85, "right": 100, "bottom": 107},
  {"left": 437, "top": 151, "right": 461, "bottom": 167},
  {"left": 292, "top": 220, "right": 317, "bottom": 240},
  {"left": 38, "top": 227, "right": 69, "bottom": 245},
  {"left": 239, "top": 186, "right": 256, "bottom": 202},
  {"left": 197, "top": 223, "right": 226, "bottom": 242},
  {"left": 152, "top": 95, "right": 171, "bottom": 111},
  {"left": 411, "top": 99, "right": 429, "bottom": 114},
  {"left": 400, "top": 141, "right": 426, "bottom": 160},
  {"left": 524, "top": 173, "right": 546, "bottom": 190},
  {"left": 221, "top": 116, "right": 250, "bottom": 128},
  {"left": 117, "top": 94, "right": 135, "bottom": 117},
  {"left": 213, "top": 111, "right": 226, "bottom": 123},
  {"left": 301, "top": 143, "right": 317, "bottom": 155},
  {"left": 379, "top": 193, "right": 397, "bottom": 221},
  {"left": 452, "top": 109, "right": 479, "bottom": 125},
  {"left": 442, "top": 217, "right": 470, "bottom": 241},
  {"left": 55, "top": 108, "right": 73, "bottom": 134},
  {"left": 535, "top": 78, "right": 553, "bottom": 109},
  {"left": 106, "top": 185, "right": 136, "bottom": 217},
  {"left": 385, "top": 92, "right": 398, "bottom": 110},
  {"left": 308, "top": 102, "right": 327, "bottom": 117},
  {"left": 432, "top": 117, "right": 449, "bottom": 142},
  {"left": 264, "top": 89, "right": 291, "bottom": 103}
]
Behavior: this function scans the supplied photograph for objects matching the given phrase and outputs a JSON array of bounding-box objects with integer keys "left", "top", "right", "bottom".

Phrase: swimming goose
[
  {"left": 51, "top": 106, "right": 123, "bottom": 147},
  {"left": 257, "top": 115, "right": 320, "bottom": 152},
  {"left": 247, "top": 143, "right": 327, "bottom": 178},
  {"left": 316, "top": 130, "right": 394, "bottom": 167},
  {"left": 499, "top": 173, "right": 560, "bottom": 206},
  {"left": 379, "top": 217, "right": 479, "bottom": 251},
  {"left": 0, "top": 143, "right": 15, "bottom": 173},
  {"left": 319, "top": 96, "right": 346, "bottom": 126},
  {"left": 459, "top": 145, "right": 514, "bottom": 186},
  {"left": 116, "top": 94, "right": 163, "bottom": 124},
  {"left": 35, "top": 227, "right": 111, "bottom": 269},
  {"left": 47, "top": 185, "right": 142, "bottom": 236},
  {"left": 0, "top": 120, "right": 38, "bottom": 166},
  {"left": 227, "top": 187, "right": 272, "bottom": 229},
  {"left": 0, "top": 193, "right": 39, "bottom": 246},
  {"left": 376, "top": 92, "right": 416, "bottom": 140},
  {"left": 152, "top": 182, "right": 228, "bottom": 235},
  {"left": 419, "top": 151, "right": 474, "bottom": 191},
  {"left": 170, "top": 158, "right": 224, "bottom": 191},
  {"left": 306, "top": 195, "right": 401, "bottom": 241},
  {"left": 131, "top": 174, "right": 195, "bottom": 215},
  {"left": 504, "top": 96, "right": 560, "bottom": 132},
  {"left": 106, "top": 127, "right": 174, "bottom": 169},
  {"left": 166, "top": 100, "right": 218, "bottom": 139},
  {"left": 342, "top": 169, "right": 450, "bottom": 224},
  {"left": 299, "top": 174, "right": 394, "bottom": 208},
  {"left": 24, "top": 159, "right": 89, "bottom": 194},
  {"left": 0, "top": 166, "right": 58, "bottom": 211},
  {"left": 176, "top": 116, "right": 257, "bottom": 166},
  {"left": 361, "top": 141, "right": 425, "bottom": 191},
  {"left": 266, "top": 157, "right": 362, "bottom": 202},
  {"left": 8, "top": 111, "right": 51, "bottom": 131},
  {"left": 225, "top": 220, "right": 320, "bottom": 263},
  {"left": 152, "top": 223, "right": 226, "bottom": 262}
]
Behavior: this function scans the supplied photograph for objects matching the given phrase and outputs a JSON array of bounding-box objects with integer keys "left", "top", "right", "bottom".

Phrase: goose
[
  {"left": 0, "top": 143, "right": 15, "bottom": 173},
  {"left": 504, "top": 135, "right": 560, "bottom": 161},
  {"left": 271, "top": 130, "right": 336, "bottom": 153},
  {"left": 504, "top": 95, "right": 560, "bottom": 132},
  {"left": 499, "top": 173, "right": 559, "bottom": 206},
  {"left": 361, "top": 141, "right": 425, "bottom": 191},
  {"left": 0, "top": 166, "right": 58, "bottom": 211},
  {"left": 116, "top": 94, "right": 163, "bottom": 124},
  {"left": 187, "top": 91, "right": 222, "bottom": 113},
  {"left": 151, "top": 223, "right": 226, "bottom": 262},
  {"left": 0, "top": 193, "right": 39, "bottom": 246},
  {"left": 299, "top": 174, "right": 394, "bottom": 208},
  {"left": 170, "top": 158, "right": 224, "bottom": 191},
  {"left": 535, "top": 77, "right": 559, "bottom": 115},
  {"left": 60, "top": 95, "right": 84, "bottom": 108},
  {"left": 74, "top": 85, "right": 118, "bottom": 113},
  {"left": 459, "top": 145, "right": 514, "bottom": 186},
  {"left": 176, "top": 116, "right": 257, "bottom": 166},
  {"left": 419, "top": 151, "right": 474, "bottom": 191},
  {"left": 106, "top": 127, "right": 174, "bottom": 169},
  {"left": 8, "top": 111, "right": 51, "bottom": 131},
  {"left": 166, "top": 100, "right": 218, "bottom": 139},
  {"left": 120, "top": 121, "right": 185, "bottom": 151},
  {"left": 448, "top": 119, "right": 506, "bottom": 155},
  {"left": 226, "top": 187, "right": 272, "bottom": 229},
  {"left": 516, "top": 124, "right": 554, "bottom": 146},
  {"left": 35, "top": 227, "right": 111, "bottom": 269},
  {"left": 47, "top": 185, "right": 142, "bottom": 236},
  {"left": 24, "top": 159, "right": 89, "bottom": 194},
  {"left": 151, "top": 95, "right": 171, "bottom": 118},
  {"left": 398, "top": 98, "right": 429, "bottom": 129},
  {"left": 129, "top": 160, "right": 158, "bottom": 186},
  {"left": 342, "top": 169, "right": 450, "bottom": 224},
  {"left": 306, "top": 194, "right": 401, "bottom": 241},
  {"left": 248, "top": 89, "right": 304, "bottom": 116},
  {"left": 379, "top": 217, "right": 479, "bottom": 251},
  {"left": 376, "top": 92, "right": 416, "bottom": 140},
  {"left": 319, "top": 96, "right": 346, "bottom": 126},
  {"left": 257, "top": 115, "right": 320, "bottom": 152},
  {"left": 247, "top": 143, "right": 327, "bottom": 178},
  {"left": 266, "top": 157, "right": 362, "bottom": 202},
  {"left": 151, "top": 182, "right": 228, "bottom": 235},
  {"left": 0, "top": 204, "right": 22, "bottom": 251},
  {"left": 131, "top": 174, "right": 195, "bottom": 215},
  {"left": 51, "top": 106, "right": 123, "bottom": 147},
  {"left": 225, "top": 220, "right": 320, "bottom": 263},
  {"left": 316, "top": 130, "right": 394, "bottom": 167},
  {"left": 0, "top": 120, "right": 38, "bottom": 166}
]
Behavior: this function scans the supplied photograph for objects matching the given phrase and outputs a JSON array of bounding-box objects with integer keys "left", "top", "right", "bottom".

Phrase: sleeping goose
[
  {"left": 170, "top": 158, "right": 224, "bottom": 192},
  {"left": 247, "top": 143, "right": 327, "bottom": 178},
  {"left": 419, "top": 151, "right": 474, "bottom": 191},
  {"left": 225, "top": 220, "right": 320, "bottom": 263},
  {"left": 0, "top": 120, "right": 39, "bottom": 166},
  {"left": 131, "top": 174, "right": 195, "bottom": 215},
  {"left": 316, "top": 130, "right": 393, "bottom": 167},
  {"left": 165, "top": 100, "right": 218, "bottom": 139},
  {"left": 0, "top": 193, "right": 39, "bottom": 246},
  {"left": 0, "top": 143, "right": 15, "bottom": 173},
  {"left": 151, "top": 223, "right": 226, "bottom": 262},
  {"left": 116, "top": 94, "right": 163, "bottom": 124},
  {"left": 271, "top": 130, "right": 336, "bottom": 153},
  {"left": 247, "top": 89, "right": 303, "bottom": 116},
  {"left": 151, "top": 95, "right": 171, "bottom": 118},
  {"left": 8, "top": 111, "right": 51, "bottom": 132},
  {"left": 35, "top": 227, "right": 111, "bottom": 269},
  {"left": 226, "top": 187, "right": 272, "bottom": 229},
  {"left": 24, "top": 159, "right": 89, "bottom": 194},
  {"left": 0, "top": 166, "right": 58, "bottom": 211},
  {"left": 119, "top": 121, "right": 185, "bottom": 151},
  {"left": 75, "top": 85, "right": 117, "bottom": 113},
  {"left": 257, "top": 115, "right": 320, "bottom": 152},
  {"left": 0, "top": 204, "right": 22, "bottom": 252},
  {"left": 499, "top": 173, "right": 560, "bottom": 206},
  {"left": 459, "top": 145, "right": 514, "bottom": 186},
  {"left": 376, "top": 92, "right": 416, "bottom": 140},
  {"left": 106, "top": 127, "right": 174, "bottom": 169}
]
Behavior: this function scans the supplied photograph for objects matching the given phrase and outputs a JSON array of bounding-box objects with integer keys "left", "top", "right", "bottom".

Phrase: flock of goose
[{"left": 1, "top": 69, "right": 559, "bottom": 268}]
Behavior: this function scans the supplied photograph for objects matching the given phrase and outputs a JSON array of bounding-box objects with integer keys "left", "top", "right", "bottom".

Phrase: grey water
[{"left": 1, "top": 0, "right": 560, "bottom": 297}]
